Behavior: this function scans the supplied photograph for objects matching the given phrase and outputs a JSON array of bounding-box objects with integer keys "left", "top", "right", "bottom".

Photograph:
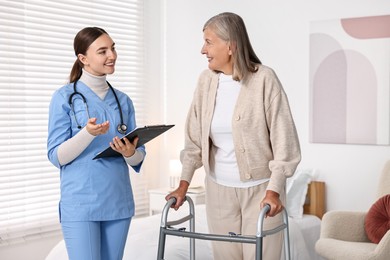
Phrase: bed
[{"left": 46, "top": 172, "right": 326, "bottom": 260}]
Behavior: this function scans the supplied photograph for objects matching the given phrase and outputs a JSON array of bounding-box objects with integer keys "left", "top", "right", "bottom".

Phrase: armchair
[{"left": 315, "top": 160, "right": 390, "bottom": 260}]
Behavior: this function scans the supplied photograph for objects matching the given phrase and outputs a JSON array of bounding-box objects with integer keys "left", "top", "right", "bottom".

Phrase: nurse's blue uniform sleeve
[
  {"left": 47, "top": 89, "right": 72, "bottom": 169},
  {"left": 130, "top": 149, "right": 146, "bottom": 173},
  {"left": 125, "top": 94, "right": 145, "bottom": 173}
]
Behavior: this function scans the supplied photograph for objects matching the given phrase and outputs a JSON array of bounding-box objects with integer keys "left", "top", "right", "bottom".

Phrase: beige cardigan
[{"left": 180, "top": 65, "right": 301, "bottom": 194}]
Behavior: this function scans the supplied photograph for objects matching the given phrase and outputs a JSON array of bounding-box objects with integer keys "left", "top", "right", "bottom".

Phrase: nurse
[{"left": 47, "top": 27, "right": 145, "bottom": 260}]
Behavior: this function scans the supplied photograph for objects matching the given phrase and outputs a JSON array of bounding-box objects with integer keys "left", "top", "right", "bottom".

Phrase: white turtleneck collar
[{"left": 79, "top": 69, "right": 109, "bottom": 100}]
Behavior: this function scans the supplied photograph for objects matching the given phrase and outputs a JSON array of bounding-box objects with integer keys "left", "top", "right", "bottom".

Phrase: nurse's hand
[
  {"left": 110, "top": 136, "right": 139, "bottom": 157},
  {"left": 86, "top": 118, "right": 110, "bottom": 136}
]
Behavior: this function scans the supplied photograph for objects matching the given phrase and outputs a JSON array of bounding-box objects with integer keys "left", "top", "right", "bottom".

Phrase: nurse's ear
[{"left": 77, "top": 53, "right": 89, "bottom": 66}]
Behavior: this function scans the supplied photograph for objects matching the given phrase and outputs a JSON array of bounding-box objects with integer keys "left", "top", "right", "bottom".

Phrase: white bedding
[{"left": 46, "top": 204, "right": 324, "bottom": 260}]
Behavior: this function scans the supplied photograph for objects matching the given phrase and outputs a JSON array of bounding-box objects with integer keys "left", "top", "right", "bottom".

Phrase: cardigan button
[
  {"left": 235, "top": 115, "right": 240, "bottom": 121},
  {"left": 245, "top": 174, "right": 251, "bottom": 179}
]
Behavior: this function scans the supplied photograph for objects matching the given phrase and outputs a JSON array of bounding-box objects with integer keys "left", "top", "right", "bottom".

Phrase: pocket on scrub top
[
  {"left": 70, "top": 101, "right": 103, "bottom": 130},
  {"left": 70, "top": 107, "right": 89, "bottom": 129},
  {"left": 69, "top": 97, "right": 89, "bottom": 128}
]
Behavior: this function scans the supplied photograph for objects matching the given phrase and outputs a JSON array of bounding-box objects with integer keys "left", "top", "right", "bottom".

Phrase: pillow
[
  {"left": 364, "top": 194, "right": 390, "bottom": 244},
  {"left": 286, "top": 169, "right": 313, "bottom": 218}
]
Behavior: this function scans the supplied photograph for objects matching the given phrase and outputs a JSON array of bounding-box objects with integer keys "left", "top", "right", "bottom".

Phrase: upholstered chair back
[{"left": 377, "top": 160, "right": 390, "bottom": 199}]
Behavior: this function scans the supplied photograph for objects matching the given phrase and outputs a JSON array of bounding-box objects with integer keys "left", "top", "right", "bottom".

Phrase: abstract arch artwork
[{"left": 310, "top": 15, "right": 390, "bottom": 145}]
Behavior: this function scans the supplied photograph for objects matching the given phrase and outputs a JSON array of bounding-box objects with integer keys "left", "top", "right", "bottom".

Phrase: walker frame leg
[{"left": 157, "top": 197, "right": 290, "bottom": 260}]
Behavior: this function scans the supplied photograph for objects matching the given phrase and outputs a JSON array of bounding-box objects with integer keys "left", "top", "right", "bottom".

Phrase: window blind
[{"left": 0, "top": 0, "right": 148, "bottom": 245}]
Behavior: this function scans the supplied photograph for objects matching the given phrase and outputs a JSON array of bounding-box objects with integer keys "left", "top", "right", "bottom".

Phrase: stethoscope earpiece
[{"left": 69, "top": 80, "right": 127, "bottom": 134}]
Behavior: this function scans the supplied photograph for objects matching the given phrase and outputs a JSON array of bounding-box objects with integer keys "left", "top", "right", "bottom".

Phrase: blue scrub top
[{"left": 47, "top": 81, "right": 145, "bottom": 222}]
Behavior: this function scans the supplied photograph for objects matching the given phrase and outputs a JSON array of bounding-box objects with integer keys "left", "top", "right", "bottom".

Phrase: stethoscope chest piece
[{"left": 117, "top": 124, "right": 127, "bottom": 135}]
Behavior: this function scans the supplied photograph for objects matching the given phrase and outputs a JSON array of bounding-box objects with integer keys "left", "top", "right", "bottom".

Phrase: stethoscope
[{"left": 68, "top": 80, "right": 128, "bottom": 134}]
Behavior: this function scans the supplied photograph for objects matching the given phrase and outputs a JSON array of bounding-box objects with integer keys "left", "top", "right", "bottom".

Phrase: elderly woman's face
[{"left": 201, "top": 27, "right": 233, "bottom": 75}]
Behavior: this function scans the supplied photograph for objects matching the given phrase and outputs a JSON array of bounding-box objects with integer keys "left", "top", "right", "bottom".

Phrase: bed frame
[{"left": 303, "top": 181, "right": 326, "bottom": 219}]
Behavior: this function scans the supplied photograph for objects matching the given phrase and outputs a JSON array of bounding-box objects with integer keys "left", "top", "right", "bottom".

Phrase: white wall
[{"left": 159, "top": 0, "right": 390, "bottom": 212}]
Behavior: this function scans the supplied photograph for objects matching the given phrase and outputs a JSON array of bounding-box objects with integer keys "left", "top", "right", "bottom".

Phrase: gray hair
[{"left": 203, "top": 12, "right": 261, "bottom": 81}]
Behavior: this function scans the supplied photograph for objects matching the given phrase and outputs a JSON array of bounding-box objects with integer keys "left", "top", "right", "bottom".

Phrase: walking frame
[{"left": 157, "top": 196, "right": 291, "bottom": 260}]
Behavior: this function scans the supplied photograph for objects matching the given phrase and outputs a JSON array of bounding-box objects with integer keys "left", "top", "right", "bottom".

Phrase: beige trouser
[{"left": 205, "top": 177, "right": 285, "bottom": 260}]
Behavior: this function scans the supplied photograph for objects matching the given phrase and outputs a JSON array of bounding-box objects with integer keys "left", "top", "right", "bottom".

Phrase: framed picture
[{"left": 309, "top": 15, "right": 390, "bottom": 145}]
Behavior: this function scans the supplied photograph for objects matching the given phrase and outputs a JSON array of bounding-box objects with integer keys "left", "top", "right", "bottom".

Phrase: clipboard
[{"left": 93, "top": 124, "right": 175, "bottom": 160}]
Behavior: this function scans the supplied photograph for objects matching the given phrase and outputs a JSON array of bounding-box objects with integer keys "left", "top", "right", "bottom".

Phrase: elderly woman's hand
[
  {"left": 165, "top": 180, "right": 190, "bottom": 210},
  {"left": 260, "top": 190, "right": 283, "bottom": 217}
]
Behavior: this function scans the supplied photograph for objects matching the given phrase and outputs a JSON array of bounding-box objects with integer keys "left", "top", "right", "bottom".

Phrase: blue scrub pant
[{"left": 61, "top": 218, "right": 131, "bottom": 260}]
